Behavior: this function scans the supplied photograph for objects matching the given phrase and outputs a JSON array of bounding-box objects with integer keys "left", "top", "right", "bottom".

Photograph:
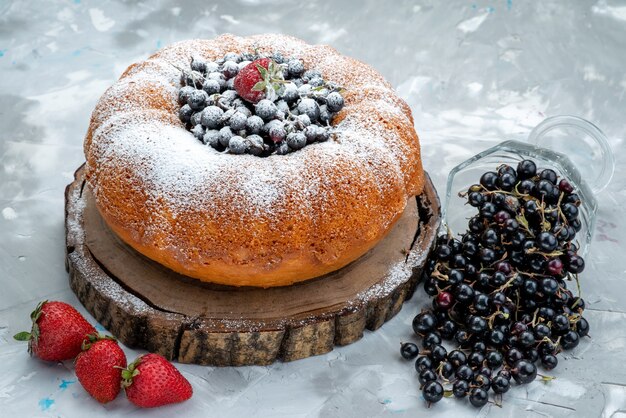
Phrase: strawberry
[
  {"left": 13, "top": 300, "right": 96, "bottom": 361},
  {"left": 234, "top": 58, "right": 285, "bottom": 103},
  {"left": 122, "top": 353, "right": 193, "bottom": 408},
  {"left": 75, "top": 334, "right": 127, "bottom": 403}
]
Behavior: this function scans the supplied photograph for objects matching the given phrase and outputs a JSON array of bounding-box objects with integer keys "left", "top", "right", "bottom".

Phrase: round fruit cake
[{"left": 84, "top": 33, "right": 425, "bottom": 287}]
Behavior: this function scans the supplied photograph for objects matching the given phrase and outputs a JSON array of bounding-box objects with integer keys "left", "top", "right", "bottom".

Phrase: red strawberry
[
  {"left": 122, "top": 353, "right": 192, "bottom": 408},
  {"left": 75, "top": 334, "right": 127, "bottom": 403},
  {"left": 13, "top": 300, "right": 96, "bottom": 361},
  {"left": 234, "top": 58, "right": 285, "bottom": 103}
]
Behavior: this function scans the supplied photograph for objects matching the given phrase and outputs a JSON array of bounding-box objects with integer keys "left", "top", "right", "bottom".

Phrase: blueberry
[
  {"left": 319, "top": 104, "right": 331, "bottom": 124},
  {"left": 178, "top": 104, "right": 193, "bottom": 123},
  {"left": 184, "top": 70, "right": 204, "bottom": 88},
  {"left": 287, "top": 132, "right": 306, "bottom": 150},
  {"left": 229, "top": 111, "right": 248, "bottom": 131},
  {"left": 268, "top": 123, "right": 286, "bottom": 143},
  {"left": 207, "top": 72, "right": 226, "bottom": 89},
  {"left": 297, "top": 114, "right": 311, "bottom": 127},
  {"left": 190, "top": 57, "right": 207, "bottom": 73},
  {"left": 286, "top": 59, "right": 304, "bottom": 78},
  {"left": 276, "top": 141, "right": 290, "bottom": 155},
  {"left": 326, "top": 91, "right": 344, "bottom": 112},
  {"left": 190, "top": 112, "right": 202, "bottom": 126},
  {"left": 255, "top": 99, "right": 278, "bottom": 121},
  {"left": 297, "top": 83, "right": 312, "bottom": 96},
  {"left": 272, "top": 99, "right": 288, "bottom": 114},
  {"left": 218, "top": 126, "right": 234, "bottom": 147},
  {"left": 220, "top": 89, "right": 238, "bottom": 104},
  {"left": 238, "top": 60, "right": 252, "bottom": 70},
  {"left": 271, "top": 52, "right": 285, "bottom": 64},
  {"left": 240, "top": 51, "right": 255, "bottom": 62},
  {"left": 228, "top": 135, "right": 247, "bottom": 154},
  {"left": 191, "top": 124, "right": 204, "bottom": 139},
  {"left": 187, "top": 89, "right": 210, "bottom": 111},
  {"left": 203, "top": 129, "right": 220, "bottom": 147},
  {"left": 247, "top": 134, "right": 265, "bottom": 156},
  {"left": 308, "top": 77, "right": 324, "bottom": 87},
  {"left": 200, "top": 106, "right": 224, "bottom": 129},
  {"left": 297, "top": 98, "right": 320, "bottom": 122},
  {"left": 178, "top": 86, "right": 196, "bottom": 104},
  {"left": 201, "top": 79, "right": 220, "bottom": 95},
  {"left": 223, "top": 52, "right": 240, "bottom": 63},
  {"left": 263, "top": 119, "right": 282, "bottom": 134},
  {"left": 280, "top": 85, "right": 298, "bottom": 107},
  {"left": 205, "top": 61, "right": 219, "bottom": 73},
  {"left": 304, "top": 125, "right": 320, "bottom": 143},
  {"left": 302, "top": 69, "right": 321, "bottom": 82},
  {"left": 222, "top": 60, "right": 239, "bottom": 79},
  {"left": 245, "top": 115, "right": 264, "bottom": 134},
  {"left": 236, "top": 106, "right": 252, "bottom": 117}
]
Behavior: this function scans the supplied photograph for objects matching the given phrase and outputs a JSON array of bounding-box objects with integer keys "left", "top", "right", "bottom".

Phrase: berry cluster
[
  {"left": 400, "top": 160, "right": 589, "bottom": 408},
  {"left": 177, "top": 51, "right": 344, "bottom": 156},
  {"left": 14, "top": 300, "right": 192, "bottom": 407}
]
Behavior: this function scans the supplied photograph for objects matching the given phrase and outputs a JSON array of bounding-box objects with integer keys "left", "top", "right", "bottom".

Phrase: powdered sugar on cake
[{"left": 84, "top": 34, "right": 424, "bottom": 284}]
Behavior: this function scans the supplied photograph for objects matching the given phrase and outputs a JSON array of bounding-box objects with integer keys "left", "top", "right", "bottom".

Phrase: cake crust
[{"left": 84, "top": 34, "right": 425, "bottom": 287}]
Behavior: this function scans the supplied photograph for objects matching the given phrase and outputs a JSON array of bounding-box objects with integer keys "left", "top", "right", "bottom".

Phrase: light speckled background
[{"left": 1, "top": 0, "right": 625, "bottom": 417}]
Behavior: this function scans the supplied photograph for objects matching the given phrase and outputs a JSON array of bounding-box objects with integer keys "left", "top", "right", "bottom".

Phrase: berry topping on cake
[
  {"left": 234, "top": 58, "right": 281, "bottom": 104},
  {"left": 177, "top": 49, "right": 345, "bottom": 156}
]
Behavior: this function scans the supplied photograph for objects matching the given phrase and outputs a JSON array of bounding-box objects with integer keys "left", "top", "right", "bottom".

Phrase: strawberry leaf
[
  {"left": 252, "top": 81, "right": 267, "bottom": 92},
  {"left": 256, "top": 63, "right": 268, "bottom": 79},
  {"left": 13, "top": 331, "right": 31, "bottom": 341}
]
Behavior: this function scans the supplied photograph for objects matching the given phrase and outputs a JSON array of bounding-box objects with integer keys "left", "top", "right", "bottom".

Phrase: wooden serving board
[{"left": 65, "top": 165, "right": 440, "bottom": 366}]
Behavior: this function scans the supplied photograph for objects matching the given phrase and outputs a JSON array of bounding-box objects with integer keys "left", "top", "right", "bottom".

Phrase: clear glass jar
[{"left": 442, "top": 115, "right": 615, "bottom": 257}]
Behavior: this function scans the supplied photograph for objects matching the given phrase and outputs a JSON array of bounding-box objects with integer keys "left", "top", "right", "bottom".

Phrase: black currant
[
  {"left": 480, "top": 171, "right": 498, "bottom": 190},
  {"left": 492, "top": 374, "right": 511, "bottom": 394},
  {"left": 517, "top": 160, "right": 537, "bottom": 179},
  {"left": 537, "top": 231, "right": 558, "bottom": 252},
  {"left": 415, "top": 355, "right": 433, "bottom": 372},
  {"left": 422, "top": 381, "right": 444, "bottom": 404},
  {"left": 469, "top": 387, "right": 489, "bottom": 407},
  {"left": 541, "top": 354, "right": 558, "bottom": 370},
  {"left": 561, "top": 330, "right": 580, "bottom": 350},
  {"left": 413, "top": 312, "right": 437, "bottom": 335},
  {"left": 418, "top": 368, "right": 437, "bottom": 385},
  {"left": 456, "top": 364, "right": 474, "bottom": 381},
  {"left": 422, "top": 332, "right": 442, "bottom": 349},
  {"left": 400, "top": 342, "right": 419, "bottom": 360},
  {"left": 453, "top": 379, "right": 469, "bottom": 398},
  {"left": 486, "top": 350, "right": 504, "bottom": 368},
  {"left": 575, "top": 317, "right": 590, "bottom": 337},
  {"left": 512, "top": 360, "right": 537, "bottom": 384}
]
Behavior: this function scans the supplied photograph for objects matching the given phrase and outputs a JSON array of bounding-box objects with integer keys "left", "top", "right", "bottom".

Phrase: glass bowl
[{"left": 442, "top": 115, "right": 615, "bottom": 258}]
